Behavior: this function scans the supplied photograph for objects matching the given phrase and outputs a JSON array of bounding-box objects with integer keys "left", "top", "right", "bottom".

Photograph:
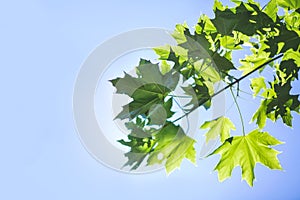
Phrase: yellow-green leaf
[
  {"left": 264, "top": 0, "right": 278, "bottom": 22},
  {"left": 211, "top": 130, "right": 283, "bottom": 186},
  {"left": 147, "top": 123, "right": 196, "bottom": 174},
  {"left": 251, "top": 100, "right": 268, "bottom": 129},
  {"left": 277, "top": 0, "right": 300, "bottom": 10},
  {"left": 250, "top": 77, "right": 266, "bottom": 97},
  {"left": 201, "top": 116, "right": 236, "bottom": 143}
]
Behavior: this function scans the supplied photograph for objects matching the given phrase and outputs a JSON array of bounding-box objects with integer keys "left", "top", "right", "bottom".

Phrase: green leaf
[
  {"left": 120, "top": 122, "right": 196, "bottom": 174},
  {"left": 220, "top": 35, "right": 243, "bottom": 50},
  {"left": 264, "top": 0, "right": 278, "bottom": 22},
  {"left": 212, "top": 53, "right": 236, "bottom": 73},
  {"left": 277, "top": 59, "right": 299, "bottom": 81},
  {"left": 110, "top": 72, "right": 142, "bottom": 96},
  {"left": 153, "top": 45, "right": 171, "bottom": 60},
  {"left": 212, "top": 7, "right": 243, "bottom": 36},
  {"left": 118, "top": 122, "right": 155, "bottom": 170},
  {"left": 147, "top": 123, "right": 196, "bottom": 174},
  {"left": 116, "top": 94, "right": 162, "bottom": 120},
  {"left": 250, "top": 77, "right": 266, "bottom": 97},
  {"left": 211, "top": 130, "right": 283, "bottom": 186},
  {"left": 160, "top": 60, "right": 171, "bottom": 75},
  {"left": 284, "top": 11, "right": 300, "bottom": 31},
  {"left": 111, "top": 59, "right": 180, "bottom": 120},
  {"left": 211, "top": 3, "right": 255, "bottom": 36},
  {"left": 265, "top": 26, "right": 300, "bottom": 57},
  {"left": 266, "top": 81, "right": 300, "bottom": 126},
  {"left": 283, "top": 49, "right": 300, "bottom": 66},
  {"left": 200, "top": 116, "right": 236, "bottom": 143},
  {"left": 277, "top": 0, "right": 300, "bottom": 10},
  {"left": 182, "top": 82, "right": 211, "bottom": 110},
  {"left": 148, "top": 98, "right": 174, "bottom": 125},
  {"left": 213, "top": 0, "right": 226, "bottom": 11},
  {"left": 251, "top": 100, "right": 268, "bottom": 129},
  {"left": 180, "top": 31, "right": 212, "bottom": 60},
  {"left": 196, "top": 14, "right": 217, "bottom": 34},
  {"left": 212, "top": 2, "right": 275, "bottom": 36},
  {"left": 172, "top": 22, "right": 189, "bottom": 44},
  {"left": 136, "top": 59, "right": 178, "bottom": 90},
  {"left": 239, "top": 47, "right": 271, "bottom": 75},
  {"left": 194, "top": 60, "right": 221, "bottom": 83}
]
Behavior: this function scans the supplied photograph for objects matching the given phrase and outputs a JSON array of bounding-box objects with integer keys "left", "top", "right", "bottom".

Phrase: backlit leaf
[
  {"left": 211, "top": 130, "right": 283, "bottom": 186},
  {"left": 201, "top": 116, "right": 236, "bottom": 143}
]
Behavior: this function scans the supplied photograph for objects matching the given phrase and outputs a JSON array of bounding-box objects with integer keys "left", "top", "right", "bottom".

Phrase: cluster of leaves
[{"left": 110, "top": 0, "right": 300, "bottom": 186}]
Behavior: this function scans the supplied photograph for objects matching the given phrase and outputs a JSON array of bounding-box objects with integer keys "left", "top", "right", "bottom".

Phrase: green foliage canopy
[{"left": 110, "top": 0, "right": 300, "bottom": 186}]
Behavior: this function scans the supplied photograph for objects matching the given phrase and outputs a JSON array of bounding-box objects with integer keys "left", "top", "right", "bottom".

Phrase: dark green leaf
[{"left": 265, "top": 26, "right": 300, "bottom": 57}]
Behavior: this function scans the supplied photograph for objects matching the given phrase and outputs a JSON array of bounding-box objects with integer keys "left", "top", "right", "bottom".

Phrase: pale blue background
[{"left": 1, "top": 0, "right": 299, "bottom": 199}]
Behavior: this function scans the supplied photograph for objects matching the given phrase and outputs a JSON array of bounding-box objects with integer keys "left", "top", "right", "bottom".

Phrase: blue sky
[{"left": 1, "top": 0, "right": 299, "bottom": 199}]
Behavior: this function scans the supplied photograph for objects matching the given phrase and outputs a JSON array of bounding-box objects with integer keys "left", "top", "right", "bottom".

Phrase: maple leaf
[
  {"left": 110, "top": 0, "right": 300, "bottom": 183},
  {"left": 180, "top": 31, "right": 212, "bottom": 60},
  {"left": 211, "top": 52, "right": 235, "bottom": 73},
  {"left": 239, "top": 46, "right": 271, "bottom": 75},
  {"left": 147, "top": 123, "right": 196, "bottom": 174},
  {"left": 179, "top": 30, "right": 235, "bottom": 73},
  {"left": 120, "top": 122, "right": 196, "bottom": 173},
  {"left": 211, "top": 129, "right": 283, "bottom": 186},
  {"left": 148, "top": 98, "right": 174, "bottom": 126},
  {"left": 283, "top": 49, "right": 300, "bottom": 67},
  {"left": 251, "top": 100, "right": 268, "bottom": 129},
  {"left": 118, "top": 122, "right": 156, "bottom": 170},
  {"left": 212, "top": 2, "right": 273, "bottom": 36},
  {"left": 277, "top": 0, "right": 300, "bottom": 10},
  {"left": 266, "top": 81, "right": 300, "bottom": 126},
  {"left": 182, "top": 81, "right": 211, "bottom": 110},
  {"left": 265, "top": 26, "right": 300, "bottom": 57},
  {"left": 201, "top": 116, "right": 236, "bottom": 143},
  {"left": 263, "top": 0, "right": 278, "bottom": 22},
  {"left": 250, "top": 77, "right": 266, "bottom": 97},
  {"left": 277, "top": 59, "right": 299, "bottom": 81},
  {"left": 194, "top": 60, "right": 221, "bottom": 83},
  {"left": 110, "top": 59, "right": 179, "bottom": 120}
]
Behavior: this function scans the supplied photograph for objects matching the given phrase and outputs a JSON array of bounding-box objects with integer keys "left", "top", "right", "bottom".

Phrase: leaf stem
[
  {"left": 167, "top": 94, "right": 191, "bottom": 98},
  {"left": 230, "top": 87, "right": 245, "bottom": 136}
]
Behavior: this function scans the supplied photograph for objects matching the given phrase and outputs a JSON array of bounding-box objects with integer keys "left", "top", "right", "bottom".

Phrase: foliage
[{"left": 110, "top": 0, "right": 300, "bottom": 186}]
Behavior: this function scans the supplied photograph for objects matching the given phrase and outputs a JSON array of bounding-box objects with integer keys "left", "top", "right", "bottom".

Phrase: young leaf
[
  {"left": 283, "top": 49, "right": 300, "bottom": 66},
  {"left": 251, "top": 100, "right": 268, "bottom": 129},
  {"left": 147, "top": 123, "right": 196, "bottom": 174},
  {"left": 250, "top": 77, "right": 266, "bottom": 97},
  {"left": 194, "top": 61, "right": 221, "bottom": 83},
  {"left": 264, "top": 0, "right": 278, "bottom": 22},
  {"left": 200, "top": 116, "right": 236, "bottom": 143},
  {"left": 239, "top": 47, "right": 271, "bottom": 75},
  {"left": 277, "top": 0, "right": 300, "bottom": 10},
  {"left": 211, "top": 130, "right": 283, "bottom": 186},
  {"left": 160, "top": 60, "right": 171, "bottom": 75}
]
